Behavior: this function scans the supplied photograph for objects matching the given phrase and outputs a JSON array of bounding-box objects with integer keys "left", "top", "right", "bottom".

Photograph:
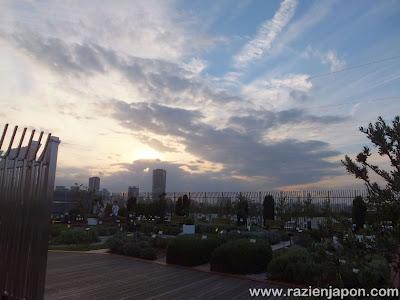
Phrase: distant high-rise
[
  {"left": 88, "top": 176, "right": 100, "bottom": 193},
  {"left": 152, "top": 169, "right": 166, "bottom": 199},
  {"left": 128, "top": 186, "right": 139, "bottom": 199}
]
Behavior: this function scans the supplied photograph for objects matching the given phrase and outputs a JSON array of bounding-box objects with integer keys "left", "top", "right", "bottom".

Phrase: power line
[
  {"left": 309, "top": 55, "right": 400, "bottom": 79},
  {"left": 312, "top": 96, "right": 400, "bottom": 110}
]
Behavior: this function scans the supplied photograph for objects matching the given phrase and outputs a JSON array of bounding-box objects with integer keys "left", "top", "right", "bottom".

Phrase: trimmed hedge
[
  {"left": 210, "top": 239, "right": 272, "bottom": 274},
  {"left": 106, "top": 233, "right": 157, "bottom": 260},
  {"left": 52, "top": 229, "right": 99, "bottom": 245},
  {"left": 166, "top": 235, "right": 223, "bottom": 266},
  {"left": 267, "top": 246, "right": 321, "bottom": 284}
]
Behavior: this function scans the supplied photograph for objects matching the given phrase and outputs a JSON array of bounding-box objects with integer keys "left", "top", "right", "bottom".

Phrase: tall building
[
  {"left": 128, "top": 186, "right": 139, "bottom": 199},
  {"left": 88, "top": 176, "right": 100, "bottom": 193},
  {"left": 152, "top": 169, "right": 166, "bottom": 200}
]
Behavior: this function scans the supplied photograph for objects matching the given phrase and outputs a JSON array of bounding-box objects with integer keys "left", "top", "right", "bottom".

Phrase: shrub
[
  {"left": 106, "top": 233, "right": 128, "bottom": 253},
  {"left": 49, "top": 224, "right": 68, "bottom": 238},
  {"left": 337, "top": 264, "right": 359, "bottom": 288},
  {"left": 137, "top": 222, "right": 156, "bottom": 234},
  {"left": 166, "top": 235, "right": 222, "bottom": 266},
  {"left": 267, "top": 246, "right": 321, "bottom": 284},
  {"left": 95, "top": 226, "right": 119, "bottom": 236},
  {"left": 210, "top": 239, "right": 272, "bottom": 274},
  {"left": 52, "top": 229, "right": 99, "bottom": 245},
  {"left": 107, "top": 233, "right": 157, "bottom": 260},
  {"left": 265, "top": 230, "right": 289, "bottom": 245},
  {"left": 352, "top": 196, "right": 367, "bottom": 231},
  {"left": 155, "top": 224, "right": 181, "bottom": 235},
  {"left": 236, "top": 196, "right": 248, "bottom": 226},
  {"left": 139, "top": 247, "right": 157, "bottom": 260},
  {"left": 263, "top": 195, "right": 275, "bottom": 226},
  {"left": 152, "top": 236, "right": 174, "bottom": 249},
  {"left": 196, "top": 223, "right": 215, "bottom": 234},
  {"left": 358, "top": 257, "right": 390, "bottom": 288}
]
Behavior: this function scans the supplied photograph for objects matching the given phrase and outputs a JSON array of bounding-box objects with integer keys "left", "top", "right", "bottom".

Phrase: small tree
[
  {"left": 342, "top": 116, "right": 400, "bottom": 225},
  {"left": 158, "top": 193, "right": 167, "bottom": 220},
  {"left": 127, "top": 196, "right": 137, "bottom": 213},
  {"left": 182, "top": 194, "right": 191, "bottom": 215},
  {"left": 263, "top": 195, "right": 275, "bottom": 226},
  {"left": 175, "top": 196, "right": 184, "bottom": 216},
  {"left": 352, "top": 196, "right": 367, "bottom": 231},
  {"left": 236, "top": 194, "right": 248, "bottom": 226}
]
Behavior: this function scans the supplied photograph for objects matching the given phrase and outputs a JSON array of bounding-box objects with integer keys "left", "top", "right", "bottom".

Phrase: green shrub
[
  {"left": 352, "top": 196, "right": 366, "bottom": 231},
  {"left": 107, "top": 233, "right": 157, "bottom": 260},
  {"left": 166, "top": 235, "right": 222, "bottom": 266},
  {"left": 155, "top": 225, "right": 181, "bottom": 235},
  {"left": 106, "top": 233, "right": 128, "bottom": 253},
  {"left": 49, "top": 224, "right": 68, "bottom": 239},
  {"left": 265, "top": 230, "right": 289, "bottom": 245},
  {"left": 137, "top": 222, "right": 156, "bottom": 234},
  {"left": 196, "top": 224, "right": 215, "bottom": 234},
  {"left": 210, "top": 239, "right": 272, "bottom": 274},
  {"left": 139, "top": 247, "right": 157, "bottom": 260},
  {"left": 52, "top": 229, "right": 99, "bottom": 245},
  {"left": 267, "top": 246, "right": 321, "bottom": 284},
  {"left": 95, "top": 226, "right": 119, "bottom": 236},
  {"left": 337, "top": 264, "right": 359, "bottom": 288},
  {"left": 358, "top": 257, "right": 390, "bottom": 288},
  {"left": 263, "top": 195, "right": 275, "bottom": 226},
  {"left": 152, "top": 236, "right": 174, "bottom": 249}
]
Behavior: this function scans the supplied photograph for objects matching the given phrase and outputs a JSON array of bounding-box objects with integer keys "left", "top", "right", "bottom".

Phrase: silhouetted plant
[
  {"left": 352, "top": 196, "right": 367, "bottom": 231},
  {"left": 175, "top": 196, "right": 184, "bottom": 216},
  {"left": 236, "top": 194, "right": 248, "bottom": 226},
  {"left": 342, "top": 116, "right": 400, "bottom": 224},
  {"left": 158, "top": 193, "right": 167, "bottom": 219},
  {"left": 127, "top": 196, "right": 137, "bottom": 213},
  {"left": 263, "top": 195, "right": 275, "bottom": 226},
  {"left": 182, "top": 194, "right": 191, "bottom": 215}
]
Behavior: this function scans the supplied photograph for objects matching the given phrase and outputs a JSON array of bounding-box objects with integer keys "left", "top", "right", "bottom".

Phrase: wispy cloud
[
  {"left": 234, "top": 0, "right": 298, "bottom": 68},
  {"left": 305, "top": 46, "right": 346, "bottom": 71}
]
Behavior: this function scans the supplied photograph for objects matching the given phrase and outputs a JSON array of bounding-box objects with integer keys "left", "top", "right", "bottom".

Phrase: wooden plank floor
[{"left": 45, "top": 252, "right": 284, "bottom": 299}]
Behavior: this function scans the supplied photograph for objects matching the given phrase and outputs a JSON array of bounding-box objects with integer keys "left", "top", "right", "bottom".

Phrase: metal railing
[{"left": 0, "top": 124, "right": 60, "bottom": 300}]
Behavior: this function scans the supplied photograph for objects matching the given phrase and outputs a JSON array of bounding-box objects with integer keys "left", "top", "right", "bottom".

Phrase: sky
[{"left": 0, "top": 0, "right": 399, "bottom": 192}]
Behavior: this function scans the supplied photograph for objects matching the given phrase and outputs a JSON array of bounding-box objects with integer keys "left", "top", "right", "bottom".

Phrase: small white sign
[
  {"left": 158, "top": 231, "right": 163, "bottom": 235},
  {"left": 202, "top": 235, "right": 207, "bottom": 240},
  {"left": 250, "top": 239, "right": 256, "bottom": 243},
  {"left": 151, "top": 234, "right": 156, "bottom": 238}
]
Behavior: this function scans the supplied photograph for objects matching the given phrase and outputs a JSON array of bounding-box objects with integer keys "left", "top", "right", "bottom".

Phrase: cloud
[
  {"left": 234, "top": 0, "right": 298, "bottom": 68},
  {"left": 272, "top": 1, "right": 335, "bottom": 55},
  {"left": 105, "top": 99, "right": 344, "bottom": 187},
  {"left": 0, "top": 0, "right": 218, "bottom": 62},
  {"left": 229, "top": 109, "right": 347, "bottom": 136},
  {"left": 305, "top": 46, "right": 346, "bottom": 71},
  {"left": 1, "top": 31, "right": 239, "bottom": 111},
  {"left": 56, "top": 159, "right": 255, "bottom": 192},
  {"left": 241, "top": 73, "right": 312, "bottom": 109}
]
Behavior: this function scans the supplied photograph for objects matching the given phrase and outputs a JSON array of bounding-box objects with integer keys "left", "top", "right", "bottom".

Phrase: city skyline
[{"left": 0, "top": 1, "right": 399, "bottom": 191}]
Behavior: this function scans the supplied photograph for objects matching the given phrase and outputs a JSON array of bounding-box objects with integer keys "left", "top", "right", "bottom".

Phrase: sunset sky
[{"left": 0, "top": 0, "right": 399, "bottom": 192}]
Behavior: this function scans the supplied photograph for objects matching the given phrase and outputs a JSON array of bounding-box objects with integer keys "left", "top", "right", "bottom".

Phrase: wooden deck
[{"left": 45, "top": 252, "right": 284, "bottom": 299}]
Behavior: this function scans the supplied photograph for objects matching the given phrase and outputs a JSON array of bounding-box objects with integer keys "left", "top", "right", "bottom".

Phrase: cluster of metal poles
[{"left": 0, "top": 124, "right": 52, "bottom": 300}]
